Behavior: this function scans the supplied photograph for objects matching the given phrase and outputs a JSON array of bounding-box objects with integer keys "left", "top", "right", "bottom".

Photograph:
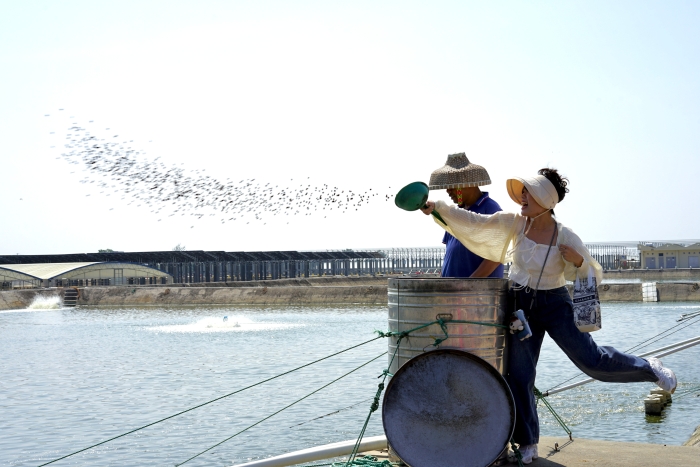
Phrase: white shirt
[{"left": 433, "top": 200, "right": 603, "bottom": 290}]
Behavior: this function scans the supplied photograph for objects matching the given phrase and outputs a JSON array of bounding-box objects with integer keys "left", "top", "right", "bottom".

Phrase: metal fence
[
  {"left": 154, "top": 248, "right": 448, "bottom": 283},
  {"left": 0, "top": 243, "right": 642, "bottom": 287},
  {"left": 585, "top": 244, "right": 640, "bottom": 270},
  {"left": 0, "top": 248, "right": 447, "bottom": 284}
]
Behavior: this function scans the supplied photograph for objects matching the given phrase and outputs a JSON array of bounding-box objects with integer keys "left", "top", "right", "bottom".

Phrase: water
[
  {"left": 27, "top": 295, "right": 62, "bottom": 309},
  {"left": 1, "top": 303, "right": 700, "bottom": 467}
]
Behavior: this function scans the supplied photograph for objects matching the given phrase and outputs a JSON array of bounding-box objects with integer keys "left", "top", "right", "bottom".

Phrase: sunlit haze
[{"left": 1, "top": 1, "right": 698, "bottom": 254}]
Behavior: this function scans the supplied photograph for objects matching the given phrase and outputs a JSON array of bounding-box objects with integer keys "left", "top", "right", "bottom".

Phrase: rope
[
  {"left": 377, "top": 318, "right": 508, "bottom": 348},
  {"left": 297, "top": 455, "right": 402, "bottom": 467},
  {"left": 175, "top": 353, "right": 387, "bottom": 466},
  {"left": 667, "top": 383, "right": 700, "bottom": 401},
  {"left": 336, "top": 455, "right": 399, "bottom": 467},
  {"left": 624, "top": 314, "right": 700, "bottom": 354},
  {"left": 344, "top": 338, "right": 403, "bottom": 466},
  {"left": 37, "top": 336, "right": 383, "bottom": 467},
  {"left": 289, "top": 397, "right": 374, "bottom": 428},
  {"left": 534, "top": 387, "right": 572, "bottom": 440},
  {"left": 509, "top": 438, "right": 525, "bottom": 467}
]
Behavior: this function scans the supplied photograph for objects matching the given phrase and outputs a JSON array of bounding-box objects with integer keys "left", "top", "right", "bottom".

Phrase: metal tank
[{"left": 387, "top": 277, "right": 509, "bottom": 375}]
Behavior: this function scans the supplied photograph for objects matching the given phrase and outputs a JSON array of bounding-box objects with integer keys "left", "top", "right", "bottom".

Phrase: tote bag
[{"left": 572, "top": 266, "right": 602, "bottom": 332}]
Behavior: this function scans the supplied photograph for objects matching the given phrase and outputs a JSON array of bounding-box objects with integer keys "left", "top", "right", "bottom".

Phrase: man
[{"left": 429, "top": 153, "right": 504, "bottom": 278}]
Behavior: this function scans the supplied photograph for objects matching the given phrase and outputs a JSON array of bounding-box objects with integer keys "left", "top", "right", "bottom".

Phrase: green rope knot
[
  {"left": 429, "top": 317, "right": 451, "bottom": 348},
  {"left": 369, "top": 383, "right": 385, "bottom": 412},
  {"left": 431, "top": 337, "right": 448, "bottom": 347},
  {"left": 375, "top": 330, "right": 409, "bottom": 339}
]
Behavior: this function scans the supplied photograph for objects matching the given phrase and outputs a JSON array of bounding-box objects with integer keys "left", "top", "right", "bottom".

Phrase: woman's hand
[
  {"left": 559, "top": 244, "right": 584, "bottom": 268},
  {"left": 420, "top": 201, "right": 435, "bottom": 215}
]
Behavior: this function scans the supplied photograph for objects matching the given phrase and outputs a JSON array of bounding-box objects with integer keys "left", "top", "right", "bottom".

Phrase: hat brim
[
  {"left": 429, "top": 179, "right": 491, "bottom": 190},
  {"left": 506, "top": 178, "right": 525, "bottom": 207},
  {"left": 506, "top": 175, "right": 559, "bottom": 210}
]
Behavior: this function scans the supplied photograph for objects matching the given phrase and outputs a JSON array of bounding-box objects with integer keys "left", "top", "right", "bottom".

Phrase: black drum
[{"left": 382, "top": 349, "right": 515, "bottom": 467}]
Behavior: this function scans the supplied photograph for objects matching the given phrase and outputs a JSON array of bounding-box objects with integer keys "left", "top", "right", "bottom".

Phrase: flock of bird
[{"left": 53, "top": 116, "right": 394, "bottom": 225}]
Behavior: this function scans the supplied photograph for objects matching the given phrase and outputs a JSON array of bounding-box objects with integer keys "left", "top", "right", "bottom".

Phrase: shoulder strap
[{"left": 529, "top": 223, "right": 558, "bottom": 309}]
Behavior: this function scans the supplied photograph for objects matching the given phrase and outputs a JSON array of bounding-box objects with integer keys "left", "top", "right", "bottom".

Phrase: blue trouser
[{"left": 505, "top": 286, "right": 657, "bottom": 445}]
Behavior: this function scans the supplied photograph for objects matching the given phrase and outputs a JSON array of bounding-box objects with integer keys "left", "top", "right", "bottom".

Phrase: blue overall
[{"left": 505, "top": 286, "right": 658, "bottom": 445}]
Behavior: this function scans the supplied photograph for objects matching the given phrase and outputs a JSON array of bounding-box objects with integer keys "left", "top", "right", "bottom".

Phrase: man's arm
[{"left": 469, "top": 259, "right": 501, "bottom": 278}]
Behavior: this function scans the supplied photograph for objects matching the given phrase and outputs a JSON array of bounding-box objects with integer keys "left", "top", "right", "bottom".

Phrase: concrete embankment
[
  {"left": 0, "top": 289, "right": 51, "bottom": 311},
  {"left": 78, "top": 281, "right": 389, "bottom": 307},
  {"left": 595, "top": 282, "right": 700, "bottom": 302},
  {"left": 2, "top": 276, "right": 700, "bottom": 311},
  {"left": 603, "top": 268, "right": 700, "bottom": 282},
  {"left": 0, "top": 276, "right": 394, "bottom": 310}
]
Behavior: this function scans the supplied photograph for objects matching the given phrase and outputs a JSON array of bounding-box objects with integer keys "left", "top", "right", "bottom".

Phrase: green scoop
[{"left": 395, "top": 181, "right": 447, "bottom": 225}]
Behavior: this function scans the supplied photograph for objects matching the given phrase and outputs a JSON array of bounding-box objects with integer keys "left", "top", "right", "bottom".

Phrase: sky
[{"left": 1, "top": 1, "right": 698, "bottom": 255}]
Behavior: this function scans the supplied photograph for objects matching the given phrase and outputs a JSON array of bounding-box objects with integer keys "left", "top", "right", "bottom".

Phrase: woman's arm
[
  {"left": 469, "top": 259, "right": 502, "bottom": 278},
  {"left": 559, "top": 226, "right": 603, "bottom": 283},
  {"left": 422, "top": 200, "right": 521, "bottom": 264}
]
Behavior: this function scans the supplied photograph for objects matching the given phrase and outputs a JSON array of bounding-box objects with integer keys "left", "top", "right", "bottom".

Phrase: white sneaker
[
  {"left": 519, "top": 444, "right": 538, "bottom": 464},
  {"left": 648, "top": 357, "right": 677, "bottom": 394}
]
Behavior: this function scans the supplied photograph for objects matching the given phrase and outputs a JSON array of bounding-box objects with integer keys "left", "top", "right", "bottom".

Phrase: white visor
[{"left": 506, "top": 175, "right": 559, "bottom": 210}]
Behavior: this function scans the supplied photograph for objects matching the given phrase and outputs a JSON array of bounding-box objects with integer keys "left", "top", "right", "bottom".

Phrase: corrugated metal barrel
[{"left": 388, "top": 277, "right": 509, "bottom": 375}]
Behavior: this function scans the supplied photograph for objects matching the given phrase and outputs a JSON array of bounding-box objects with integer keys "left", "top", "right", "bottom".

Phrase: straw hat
[
  {"left": 428, "top": 153, "right": 491, "bottom": 190},
  {"left": 506, "top": 175, "right": 559, "bottom": 209}
]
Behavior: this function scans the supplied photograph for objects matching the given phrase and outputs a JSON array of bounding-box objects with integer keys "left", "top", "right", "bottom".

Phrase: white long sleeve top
[{"left": 432, "top": 200, "right": 603, "bottom": 290}]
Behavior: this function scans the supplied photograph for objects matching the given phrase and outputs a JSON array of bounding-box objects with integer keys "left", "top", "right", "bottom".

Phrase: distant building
[
  {"left": 638, "top": 243, "right": 700, "bottom": 269},
  {"left": 0, "top": 262, "right": 172, "bottom": 289}
]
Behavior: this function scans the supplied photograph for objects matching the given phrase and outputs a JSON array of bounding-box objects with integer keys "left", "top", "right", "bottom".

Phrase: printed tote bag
[{"left": 572, "top": 266, "right": 602, "bottom": 332}]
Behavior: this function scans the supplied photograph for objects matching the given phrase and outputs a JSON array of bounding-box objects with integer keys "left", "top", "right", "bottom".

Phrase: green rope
[
  {"left": 377, "top": 317, "right": 508, "bottom": 348},
  {"left": 175, "top": 353, "right": 388, "bottom": 466},
  {"left": 335, "top": 455, "right": 400, "bottom": 467},
  {"left": 534, "top": 387, "right": 572, "bottom": 440},
  {"left": 298, "top": 455, "right": 401, "bottom": 467},
  {"left": 37, "top": 335, "right": 384, "bottom": 467},
  {"left": 344, "top": 336, "right": 404, "bottom": 467},
  {"left": 377, "top": 318, "right": 507, "bottom": 339},
  {"left": 509, "top": 438, "right": 525, "bottom": 467}
]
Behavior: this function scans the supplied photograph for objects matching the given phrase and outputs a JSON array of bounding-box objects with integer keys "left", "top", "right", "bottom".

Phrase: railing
[{"left": 585, "top": 244, "right": 640, "bottom": 270}]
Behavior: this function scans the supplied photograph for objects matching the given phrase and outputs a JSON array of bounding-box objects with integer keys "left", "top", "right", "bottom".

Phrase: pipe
[
  {"left": 228, "top": 435, "right": 387, "bottom": 467},
  {"left": 544, "top": 335, "right": 700, "bottom": 396},
  {"left": 678, "top": 310, "right": 700, "bottom": 322}
]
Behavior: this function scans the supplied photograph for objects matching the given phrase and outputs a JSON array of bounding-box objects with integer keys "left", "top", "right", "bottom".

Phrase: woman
[{"left": 420, "top": 168, "right": 677, "bottom": 465}]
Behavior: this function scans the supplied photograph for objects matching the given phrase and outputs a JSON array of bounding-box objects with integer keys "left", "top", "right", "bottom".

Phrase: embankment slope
[{"left": 2, "top": 277, "right": 700, "bottom": 310}]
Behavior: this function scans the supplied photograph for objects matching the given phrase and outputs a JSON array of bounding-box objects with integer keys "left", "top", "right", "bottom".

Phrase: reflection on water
[
  {"left": 150, "top": 315, "right": 303, "bottom": 333},
  {"left": 1, "top": 303, "right": 699, "bottom": 467}
]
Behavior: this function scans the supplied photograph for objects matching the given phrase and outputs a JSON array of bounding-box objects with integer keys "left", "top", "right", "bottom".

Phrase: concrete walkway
[
  {"left": 364, "top": 436, "right": 699, "bottom": 466},
  {"left": 519, "top": 436, "right": 698, "bottom": 466}
]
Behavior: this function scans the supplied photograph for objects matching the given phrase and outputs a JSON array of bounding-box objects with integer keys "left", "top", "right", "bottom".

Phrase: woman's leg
[
  {"left": 505, "top": 289, "right": 546, "bottom": 446},
  {"left": 542, "top": 288, "right": 657, "bottom": 383}
]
